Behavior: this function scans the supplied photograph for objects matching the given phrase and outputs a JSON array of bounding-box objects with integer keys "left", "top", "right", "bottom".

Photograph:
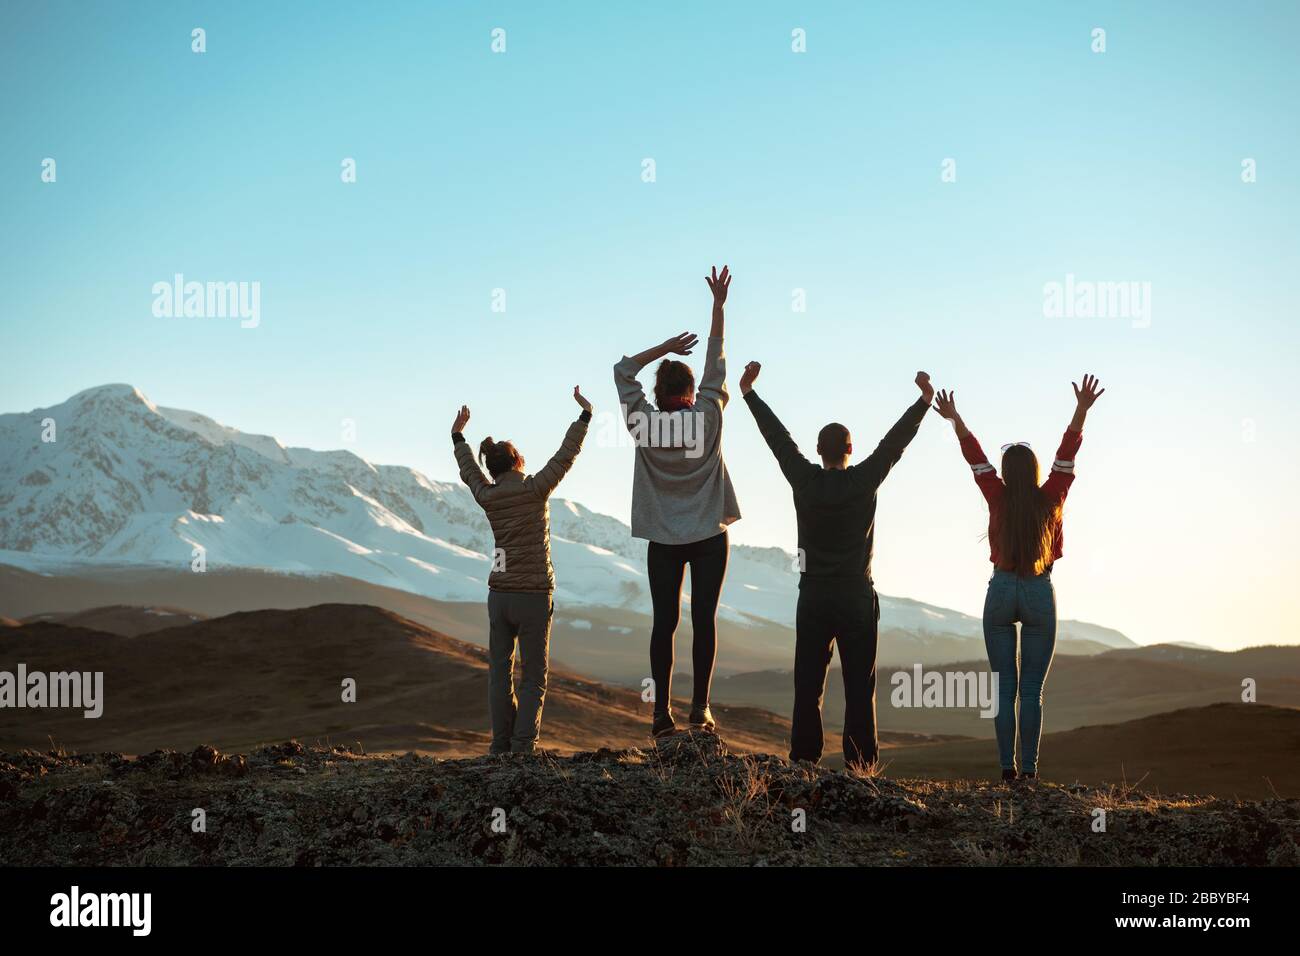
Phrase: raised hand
[
  {"left": 739, "top": 361, "right": 761, "bottom": 395},
  {"left": 705, "top": 265, "right": 731, "bottom": 307},
  {"left": 452, "top": 405, "right": 471, "bottom": 434},
  {"left": 915, "top": 371, "right": 934, "bottom": 405},
  {"left": 933, "top": 389, "right": 958, "bottom": 421},
  {"left": 573, "top": 386, "right": 592, "bottom": 413},
  {"left": 662, "top": 331, "right": 699, "bottom": 356},
  {"left": 1073, "top": 373, "right": 1105, "bottom": 409}
]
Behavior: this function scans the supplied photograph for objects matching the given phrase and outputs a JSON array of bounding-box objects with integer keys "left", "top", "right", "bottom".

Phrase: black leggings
[{"left": 646, "top": 531, "right": 729, "bottom": 713}]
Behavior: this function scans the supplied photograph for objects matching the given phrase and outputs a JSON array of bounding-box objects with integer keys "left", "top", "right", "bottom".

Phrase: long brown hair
[{"left": 995, "top": 445, "right": 1060, "bottom": 576}]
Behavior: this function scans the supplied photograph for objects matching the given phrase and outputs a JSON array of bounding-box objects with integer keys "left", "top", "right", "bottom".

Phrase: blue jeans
[{"left": 983, "top": 568, "right": 1057, "bottom": 774}]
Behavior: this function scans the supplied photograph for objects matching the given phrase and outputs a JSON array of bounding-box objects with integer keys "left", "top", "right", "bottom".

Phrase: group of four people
[{"left": 452, "top": 266, "right": 1104, "bottom": 782}]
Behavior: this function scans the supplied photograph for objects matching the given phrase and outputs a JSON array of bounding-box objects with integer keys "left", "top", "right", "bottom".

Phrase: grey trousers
[{"left": 486, "top": 590, "right": 553, "bottom": 754}]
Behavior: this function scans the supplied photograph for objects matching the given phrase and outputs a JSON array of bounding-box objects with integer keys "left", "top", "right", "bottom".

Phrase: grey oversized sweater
[{"left": 613, "top": 335, "right": 741, "bottom": 544}]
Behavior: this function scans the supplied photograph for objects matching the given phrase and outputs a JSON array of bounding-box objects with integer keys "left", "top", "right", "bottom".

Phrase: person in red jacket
[{"left": 933, "top": 374, "right": 1105, "bottom": 783}]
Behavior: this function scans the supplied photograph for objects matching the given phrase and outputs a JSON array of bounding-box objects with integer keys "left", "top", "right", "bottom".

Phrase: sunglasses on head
[{"left": 1000, "top": 442, "right": 1032, "bottom": 454}]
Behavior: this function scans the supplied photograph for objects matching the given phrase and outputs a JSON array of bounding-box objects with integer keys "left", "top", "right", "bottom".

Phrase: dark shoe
[
  {"left": 688, "top": 704, "right": 716, "bottom": 732},
  {"left": 1001, "top": 768, "right": 1018, "bottom": 783},
  {"left": 651, "top": 711, "right": 677, "bottom": 738}
]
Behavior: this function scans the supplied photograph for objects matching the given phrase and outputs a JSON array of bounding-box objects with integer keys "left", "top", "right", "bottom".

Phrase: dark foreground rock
[{"left": 2, "top": 734, "right": 1297, "bottom": 866}]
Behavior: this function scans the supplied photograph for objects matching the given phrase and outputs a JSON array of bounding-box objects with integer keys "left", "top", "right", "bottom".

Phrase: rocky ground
[{"left": 2, "top": 733, "right": 1297, "bottom": 866}]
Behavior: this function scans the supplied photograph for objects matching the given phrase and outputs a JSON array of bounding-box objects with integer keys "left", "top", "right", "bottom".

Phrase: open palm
[
  {"left": 1073, "top": 374, "right": 1105, "bottom": 409},
  {"left": 705, "top": 265, "right": 731, "bottom": 306},
  {"left": 662, "top": 331, "right": 698, "bottom": 356}
]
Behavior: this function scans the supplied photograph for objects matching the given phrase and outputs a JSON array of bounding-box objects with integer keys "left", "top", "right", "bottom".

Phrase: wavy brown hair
[
  {"left": 995, "top": 445, "right": 1061, "bottom": 576},
  {"left": 654, "top": 359, "right": 695, "bottom": 407}
]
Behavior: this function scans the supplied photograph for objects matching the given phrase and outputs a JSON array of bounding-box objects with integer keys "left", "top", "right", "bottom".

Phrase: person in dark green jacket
[{"left": 739, "top": 362, "right": 933, "bottom": 768}]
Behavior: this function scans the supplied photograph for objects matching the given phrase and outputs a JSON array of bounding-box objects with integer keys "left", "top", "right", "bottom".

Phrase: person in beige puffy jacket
[{"left": 451, "top": 388, "right": 592, "bottom": 754}]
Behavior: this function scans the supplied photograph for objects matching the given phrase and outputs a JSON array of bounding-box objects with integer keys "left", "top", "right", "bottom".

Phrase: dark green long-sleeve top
[{"left": 743, "top": 390, "right": 929, "bottom": 587}]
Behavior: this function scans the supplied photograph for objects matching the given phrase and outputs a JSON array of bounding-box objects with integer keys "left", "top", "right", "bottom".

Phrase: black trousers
[
  {"left": 646, "top": 531, "right": 729, "bottom": 714},
  {"left": 790, "top": 581, "right": 880, "bottom": 767}
]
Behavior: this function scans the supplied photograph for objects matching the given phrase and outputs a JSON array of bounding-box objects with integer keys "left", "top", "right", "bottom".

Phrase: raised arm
[
  {"left": 531, "top": 387, "right": 594, "bottom": 497},
  {"left": 1043, "top": 374, "right": 1103, "bottom": 502},
  {"left": 1068, "top": 373, "right": 1104, "bottom": 433},
  {"left": 933, "top": 389, "right": 971, "bottom": 440},
  {"left": 852, "top": 372, "right": 934, "bottom": 489},
  {"left": 705, "top": 264, "right": 730, "bottom": 339},
  {"left": 614, "top": 331, "right": 698, "bottom": 426},
  {"left": 934, "top": 388, "right": 1001, "bottom": 503},
  {"left": 698, "top": 265, "right": 731, "bottom": 405},
  {"left": 451, "top": 404, "right": 490, "bottom": 503},
  {"left": 739, "top": 361, "right": 817, "bottom": 488},
  {"left": 624, "top": 331, "right": 699, "bottom": 371}
]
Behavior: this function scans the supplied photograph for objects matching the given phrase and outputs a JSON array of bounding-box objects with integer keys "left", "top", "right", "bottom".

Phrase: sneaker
[
  {"left": 688, "top": 704, "right": 716, "bottom": 732},
  {"left": 1001, "top": 768, "right": 1018, "bottom": 783},
  {"left": 1016, "top": 771, "right": 1039, "bottom": 787},
  {"left": 651, "top": 711, "right": 677, "bottom": 738}
]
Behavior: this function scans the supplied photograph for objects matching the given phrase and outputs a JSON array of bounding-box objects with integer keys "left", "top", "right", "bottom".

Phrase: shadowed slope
[
  {"left": 877, "top": 703, "right": 1300, "bottom": 800},
  {"left": 0, "top": 603, "right": 790, "bottom": 757}
]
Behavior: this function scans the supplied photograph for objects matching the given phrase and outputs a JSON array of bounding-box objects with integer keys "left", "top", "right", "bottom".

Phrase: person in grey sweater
[
  {"left": 613, "top": 265, "right": 740, "bottom": 738},
  {"left": 451, "top": 389, "right": 592, "bottom": 754}
]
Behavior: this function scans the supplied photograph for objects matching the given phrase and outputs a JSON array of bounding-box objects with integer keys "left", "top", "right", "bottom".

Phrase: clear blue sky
[{"left": 3, "top": 2, "right": 1298, "bottom": 650}]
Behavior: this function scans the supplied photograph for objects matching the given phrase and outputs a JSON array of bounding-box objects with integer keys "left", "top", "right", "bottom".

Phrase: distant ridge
[{"left": 0, "top": 383, "right": 1134, "bottom": 651}]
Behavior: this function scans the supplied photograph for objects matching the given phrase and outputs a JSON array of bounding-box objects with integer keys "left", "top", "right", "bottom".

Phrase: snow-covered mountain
[{"left": 0, "top": 385, "right": 1133, "bottom": 648}]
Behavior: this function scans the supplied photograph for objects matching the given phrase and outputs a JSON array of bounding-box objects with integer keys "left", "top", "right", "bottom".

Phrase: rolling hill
[
  {"left": 713, "top": 646, "right": 1300, "bottom": 738},
  {"left": 0, "top": 558, "right": 1125, "bottom": 691},
  {"left": 3, "top": 604, "right": 1295, "bottom": 799},
  {"left": 0, "top": 603, "right": 796, "bottom": 757},
  {"left": 875, "top": 703, "right": 1300, "bottom": 800},
  {"left": 7, "top": 566, "right": 1295, "bottom": 743}
]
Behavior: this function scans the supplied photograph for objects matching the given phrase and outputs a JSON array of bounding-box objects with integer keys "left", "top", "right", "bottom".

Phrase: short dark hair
[
  {"left": 654, "top": 359, "right": 695, "bottom": 407},
  {"left": 817, "top": 422, "right": 851, "bottom": 460}
]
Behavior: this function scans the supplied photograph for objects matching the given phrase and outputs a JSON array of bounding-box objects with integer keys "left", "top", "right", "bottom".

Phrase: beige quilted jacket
[{"left": 453, "top": 414, "right": 589, "bottom": 592}]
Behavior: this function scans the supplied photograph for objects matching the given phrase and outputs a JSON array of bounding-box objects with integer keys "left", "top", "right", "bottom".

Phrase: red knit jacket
[{"left": 959, "top": 428, "right": 1083, "bottom": 570}]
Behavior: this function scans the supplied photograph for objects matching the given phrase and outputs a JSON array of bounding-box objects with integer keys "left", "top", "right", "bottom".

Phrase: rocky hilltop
[{"left": 3, "top": 734, "right": 1296, "bottom": 866}]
